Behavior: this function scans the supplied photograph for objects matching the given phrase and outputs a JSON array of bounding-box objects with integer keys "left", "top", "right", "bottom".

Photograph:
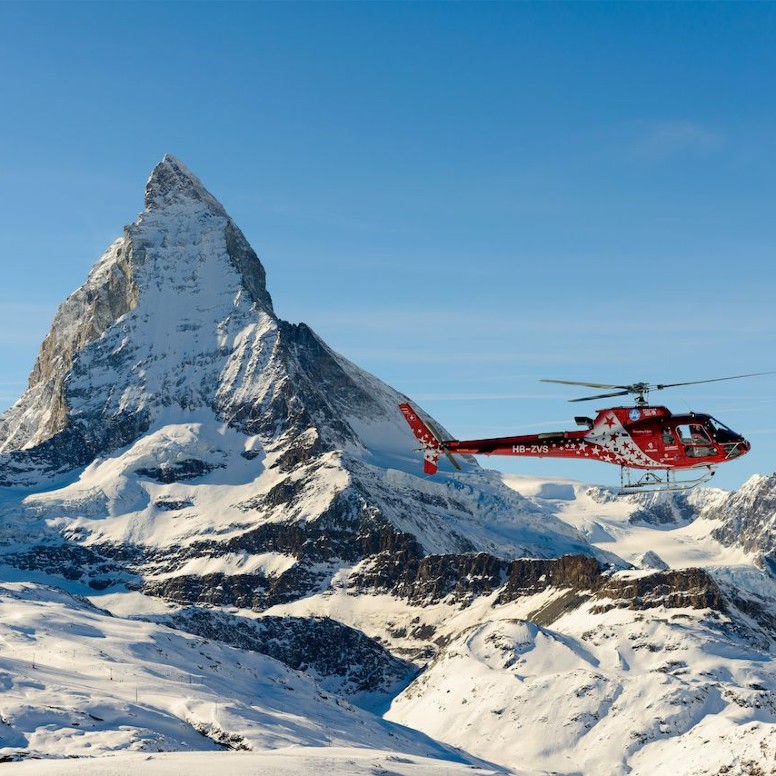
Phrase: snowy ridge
[
  {"left": 0, "top": 234, "right": 137, "bottom": 455},
  {"left": 386, "top": 605, "right": 776, "bottom": 775}
]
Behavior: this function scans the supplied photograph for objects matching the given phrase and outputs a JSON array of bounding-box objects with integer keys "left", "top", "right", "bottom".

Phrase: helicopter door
[{"left": 676, "top": 423, "right": 717, "bottom": 458}]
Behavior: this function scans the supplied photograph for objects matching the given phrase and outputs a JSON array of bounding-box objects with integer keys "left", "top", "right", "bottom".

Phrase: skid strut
[{"left": 619, "top": 466, "right": 715, "bottom": 494}]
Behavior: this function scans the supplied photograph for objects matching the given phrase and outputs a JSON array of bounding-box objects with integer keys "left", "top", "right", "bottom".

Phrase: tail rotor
[{"left": 399, "top": 403, "right": 461, "bottom": 475}]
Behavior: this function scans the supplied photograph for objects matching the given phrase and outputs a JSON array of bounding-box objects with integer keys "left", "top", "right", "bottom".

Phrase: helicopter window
[
  {"left": 661, "top": 428, "right": 676, "bottom": 445},
  {"left": 676, "top": 424, "right": 716, "bottom": 457},
  {"left": 676, "top": 424, "right": 711, "bottom": 443}
]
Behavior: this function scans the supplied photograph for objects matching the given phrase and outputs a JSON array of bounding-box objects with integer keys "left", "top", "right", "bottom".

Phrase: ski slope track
[{"left": 0, "top": 157, "right": 776, "bottom": 774}]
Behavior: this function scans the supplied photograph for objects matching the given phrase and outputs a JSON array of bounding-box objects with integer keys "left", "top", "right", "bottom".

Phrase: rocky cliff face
[
  {"left": 696, "top": 473, "right": 776, "bottom": 561},
  {"left": 148, "top": 607, "right": 416, "bottom": 707}
]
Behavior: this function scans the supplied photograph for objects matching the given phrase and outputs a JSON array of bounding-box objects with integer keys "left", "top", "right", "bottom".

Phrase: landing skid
[{"left": 619, "top": 466, "right": 716, "bottom": 494}]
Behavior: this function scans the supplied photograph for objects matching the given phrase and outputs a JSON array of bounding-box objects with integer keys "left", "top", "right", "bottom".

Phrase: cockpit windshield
[{"left": 707, "top": 416, "right": 740, "bottom": 442}]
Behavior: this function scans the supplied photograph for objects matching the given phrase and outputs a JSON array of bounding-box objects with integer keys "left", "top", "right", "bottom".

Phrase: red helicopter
[{"left": 400, "top": 374, "right": 767, "bottom": 492}]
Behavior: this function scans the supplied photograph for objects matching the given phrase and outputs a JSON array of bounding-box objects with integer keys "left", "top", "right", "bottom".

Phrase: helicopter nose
[{"left": 723, "top": 437, "right": 750, "bottom": 460}]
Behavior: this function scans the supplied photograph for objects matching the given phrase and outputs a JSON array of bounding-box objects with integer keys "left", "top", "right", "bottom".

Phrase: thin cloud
[
  {"left": 630, "top": 119, "right": 724, "bottom": 161},
  {"left": 305, "top": 306, "right": 760, "bottom": 339}
]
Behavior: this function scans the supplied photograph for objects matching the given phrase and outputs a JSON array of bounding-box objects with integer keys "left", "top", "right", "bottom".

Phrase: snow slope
[
  {"left": 0, "top": 580, "right": 480, "bottom": 767},
  {"left": 386, "top": 603, "right": 776, "bottom": 775},
  {"left": 3, "top": 748, "right": 513, "bottom": 776},
  {"left": 501, "top": 474, "right": 751, "bottom": 570}
]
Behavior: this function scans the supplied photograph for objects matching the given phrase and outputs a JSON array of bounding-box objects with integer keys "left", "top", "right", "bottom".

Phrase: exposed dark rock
[
  {"left": 4, "top": 542, "right": 129, "bottom": 588},
  {"left": 352, "top": 551, "right": 507, "bottom": 606},
  {"left": 224, "top": 220, "right": 274, "bottom": 314},
  {"left": 497, "top": 555, "right": 602, "bottom": 603},
  {"left": 141, "top": 510, "right": 427, "bottom": 610},
  {"left": 135, "top": 459, "right": 222, "bottom": 483},
  {"left": 702, "top": 474, "right": 776, "bottom": 557},
  {"left": 143, "top": 564, "right": 330, "bottom": 610},
  {"left": 153, "top": 499, "right": 194, "bottom": 511},
  {"left": 351, "top": 550, "right": 729, "bottom": 616},
  {"left": 0, "top": 408, "right": 151, "bottom": 487},
  {"left": 148, "top": 608, "right": 414, "bottom": 703},
  {"left": 629, "top": 496, "right": 697, "bottom": 526},
  {"left": 526, "top": 590, "right": 591, "bottom": 626},
  {"left": 593, "top": 568, "right": 726, "bottom": 613}
]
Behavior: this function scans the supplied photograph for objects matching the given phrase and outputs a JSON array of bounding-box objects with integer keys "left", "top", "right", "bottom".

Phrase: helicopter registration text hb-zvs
[{"left": 399, "top": 375, "right": 763, "bottom": 492}]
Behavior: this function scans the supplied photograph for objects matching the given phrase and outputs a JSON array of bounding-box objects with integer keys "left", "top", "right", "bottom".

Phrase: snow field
[
  {"left": 2, "top": 747, "right": 515, "bottom": 776},
  {"left": 0, "top": 582, "right": 477, "bottom": 766}
]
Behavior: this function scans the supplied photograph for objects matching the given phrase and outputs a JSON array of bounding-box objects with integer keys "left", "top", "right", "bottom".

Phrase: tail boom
[{"left": 399, "top": 403, "right": 610, "bottom": 474}]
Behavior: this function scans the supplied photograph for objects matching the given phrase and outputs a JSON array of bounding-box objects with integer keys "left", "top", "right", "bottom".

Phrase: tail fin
[{"left": 399, "top": 403, "right": 461, "bottom": 475}]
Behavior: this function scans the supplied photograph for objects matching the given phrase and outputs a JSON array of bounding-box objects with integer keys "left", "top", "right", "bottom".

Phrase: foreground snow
[
  {"left": 0, "top": 582, "right": 474, "bottom": 767},
  {"left": 3, "top": 747, "right": 513, "bottom": 775},
  {"left": 4, "top": 473, "right": 776, "bottom": 773}
]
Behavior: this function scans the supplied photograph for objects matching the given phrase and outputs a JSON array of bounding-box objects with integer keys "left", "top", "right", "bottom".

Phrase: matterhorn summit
[{"left": 0, "top": 156, "right": 272, "bottom": 475}]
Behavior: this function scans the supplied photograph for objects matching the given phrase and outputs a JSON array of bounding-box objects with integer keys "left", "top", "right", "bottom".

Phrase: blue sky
[{"left": 1, "top": 1, "right": 775, "bottom": 490}]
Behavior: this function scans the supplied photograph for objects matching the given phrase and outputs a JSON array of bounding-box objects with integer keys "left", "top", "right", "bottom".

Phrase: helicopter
[{"left": 399, "top": 373, "right": 770, "bottom": 492}]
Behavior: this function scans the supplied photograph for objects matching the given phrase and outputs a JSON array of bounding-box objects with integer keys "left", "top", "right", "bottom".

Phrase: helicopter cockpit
[{"left": 685, "top": 415, "right": 749, "bottom": 459}]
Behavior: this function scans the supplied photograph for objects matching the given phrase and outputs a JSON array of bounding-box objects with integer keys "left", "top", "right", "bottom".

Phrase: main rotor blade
[
  {"left": 541, "top": 379, "right": 628, "bottom": 390},
  {"left": 568, "top": 390, "right": 632, "bottom": 403},
  {"left": 655, "top": 371, "right": 776, "bottom": 390}
]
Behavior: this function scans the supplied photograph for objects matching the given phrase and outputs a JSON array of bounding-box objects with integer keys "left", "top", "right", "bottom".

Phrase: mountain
[
  {"left": 2, "top": 156, "right": 776, "bottom": 774},
  {"left": 694, "top": 473, "right": 776, "bottom": 561},
  {"left": 0, "top": 156, "right": 597, "bottom": 609}
]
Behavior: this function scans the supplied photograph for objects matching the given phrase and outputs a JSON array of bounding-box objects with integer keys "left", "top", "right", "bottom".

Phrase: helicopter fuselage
[
  {"left": 399, "top": 403, "right": 750, "bottom": 479},
  {"left": 444, "top": 405, "right": 750, "bottom": 470}
]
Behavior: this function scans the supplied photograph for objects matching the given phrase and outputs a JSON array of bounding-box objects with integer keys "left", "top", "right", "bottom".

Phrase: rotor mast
[{"left": 631, "top": 383, "right": 650, "bottom": 407}]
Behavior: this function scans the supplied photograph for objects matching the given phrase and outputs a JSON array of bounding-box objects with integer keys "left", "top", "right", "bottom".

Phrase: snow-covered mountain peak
[
  {"left": 0, "top": 157, "right": 279, "bottom": 481},
  {"left": 140, "top": 154, "right": 273, "bottom": 312},
  {"left": 144, "top": 154, "right": 228, "bottom": 217}
]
